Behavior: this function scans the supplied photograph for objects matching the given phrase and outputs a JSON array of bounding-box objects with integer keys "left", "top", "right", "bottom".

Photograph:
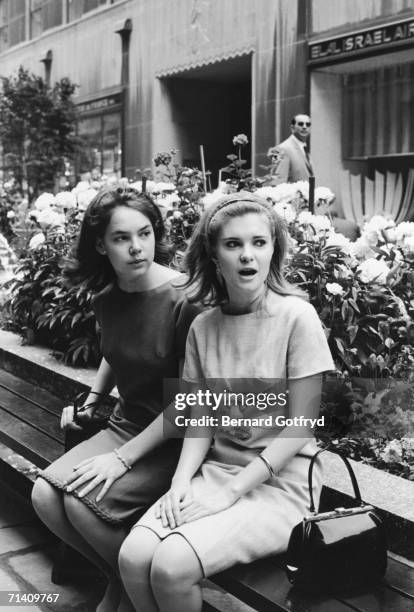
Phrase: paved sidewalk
[
  {"left": 0, "top": 480, "right": 104, "bottom": 612},
  {"left": 0, "top": 479, "right": 251, "bottom": 612}
]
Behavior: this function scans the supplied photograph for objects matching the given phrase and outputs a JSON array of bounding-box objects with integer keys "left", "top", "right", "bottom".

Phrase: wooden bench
[{"left": 1, "top": 366, "right": 413, "bottom": 612}]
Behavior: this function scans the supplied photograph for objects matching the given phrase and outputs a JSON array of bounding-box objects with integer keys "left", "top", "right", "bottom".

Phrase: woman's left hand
[
  {"left": 64, "top": 452, "right": 128, "bottom": 502},
  {"left": 179, "top": 486, "right": 238, "bottom": 524}
]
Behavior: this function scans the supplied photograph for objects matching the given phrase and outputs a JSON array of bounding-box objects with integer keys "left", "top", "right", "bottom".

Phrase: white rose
[
  {"left": 326, "top": 282, "right": 344, "bottom": 296},
  {"left": 315, "top": 187, "right": 335, "bottom": 203},
  {"left": 129, "top": 180, "right": 156, "bottom": 194},
  {"left": 34, "top": 192, "right": 56, "bottom": 210},
  {"left": 154, "top": 182, "right": 176, "bottom": 192},
  {"left": 394, "top": 222, "right": 414, "bottom": 242},
  {"left": 293, "top": 181, "right": 309, "bottom": 200},
  {"left": 274, "top": 202, "right": 296, "bottom": 223},
  {"left": 201, "top": 189, "right": 225, "bottom": 210},
  {"left": 29, "top": 232, "right": 46, "bottom": 249},
  {"left": 363, "top": 215, "right": 395, "bottom": 244},
  {"left": 364, "top": 215, "right": 394, "bottom": 232},
  {"left": 325, "top": 231, "right": 352, "bottom": 253},
  {"left": 218, "top": 181, "right": 237, "bottom": 195},
  {"left": 72, "top": 181, "right": 91, "bottom": 194},
  {"left": 297, "top": 211, "right": 314, "bottom": 225},
  {"left": 350, "top": 236, "right": 376, "bottom": 259},
  {"left": 159, "top": 192, "right": 181, "bottom": 209},
  {"left": 403, "top": 235, "right": 414, "bottom": 252},
  {"left": 6, "top": 210, "right": 15, "bottom": 219},
  {"left": 357, "top": 258, "right": 390, "bottom": 284},
  {"left": 37, "top": 208, "right": 64, "bottom": 229},
  {"left": 255, "top": 186, "right": 279, "bottom": 202},
  {"left": 55, "top": 191, "right": 77, "bottom": 211},
  {"left": 77, "top": 188, "right": 98, "bottom": 211},
  {"left": 380, "top": 439, "right": 403, "bottom": 463},
  {"left": 362, "top": 229, "right": 380, "bottom": 246},
  {"left": 272, "top": 182, "right": 298, "bottom": 203},
  {"left": 311, "top": 215, "right": 332, "bottom": 232}
]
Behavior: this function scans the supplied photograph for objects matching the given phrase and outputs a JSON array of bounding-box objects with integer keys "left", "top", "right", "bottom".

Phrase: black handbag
[
  {"left": 64, "top": 390, "right": 116, "bottom": 451},
  {"left": 285, "top": 448, "right": 387, "bottom": 593}
]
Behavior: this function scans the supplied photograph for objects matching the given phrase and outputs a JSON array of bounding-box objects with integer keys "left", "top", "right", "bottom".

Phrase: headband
[{"left": 207, "top": 195, "right": 273, "bottom": 231}]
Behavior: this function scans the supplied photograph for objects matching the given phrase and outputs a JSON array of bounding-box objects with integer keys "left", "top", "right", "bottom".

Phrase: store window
[
  {"left": 0, "top": 0, "right": 26, "bottom": 52},
  {"left": 77, "top": 110, "right": 122, "bottom": 178},
  {"left": 343, "top": 63, "right": 414, "bottom": 160},
  {"left": 30, "top": 0, "right": 64, "bottom": 38}
]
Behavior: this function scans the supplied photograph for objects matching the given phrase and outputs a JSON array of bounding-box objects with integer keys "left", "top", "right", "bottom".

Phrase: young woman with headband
[{"left": 119, "top": 192, "right": 334, "bottom": 612}]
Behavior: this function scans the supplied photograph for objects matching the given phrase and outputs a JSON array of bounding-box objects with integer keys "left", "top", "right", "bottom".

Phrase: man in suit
[{"left": 268, "top": 114, "right": 314, "bottom": 184}]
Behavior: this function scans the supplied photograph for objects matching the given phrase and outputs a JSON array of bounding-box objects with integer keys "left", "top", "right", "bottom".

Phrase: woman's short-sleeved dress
[
  {"left": 136, "top": 294, "right": 335, "bottom": 576},
  {"left": 39, "top": 277, "right": 200, "bottom": 526}
]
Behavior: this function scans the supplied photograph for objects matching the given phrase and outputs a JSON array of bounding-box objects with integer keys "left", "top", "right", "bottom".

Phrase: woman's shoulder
[
  {"left": 187, "top": 306, "right": 219, "bottom": 331},
  {"left": 266, "top": 292, "right": 313, "bottom": 316}
]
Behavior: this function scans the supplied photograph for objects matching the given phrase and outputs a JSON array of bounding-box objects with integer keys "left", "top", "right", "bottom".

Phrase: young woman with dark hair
[
  {"left": 119, "top": 192, "right": 334, "bottom": 612},
  {"left": 32, "top": 186, "right": 200, "bottom": 612}
]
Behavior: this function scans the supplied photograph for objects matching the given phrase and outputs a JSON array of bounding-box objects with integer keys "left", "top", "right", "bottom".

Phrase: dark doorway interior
[{"left": 160, "top": 54, "right": 252, "bottom": 187}]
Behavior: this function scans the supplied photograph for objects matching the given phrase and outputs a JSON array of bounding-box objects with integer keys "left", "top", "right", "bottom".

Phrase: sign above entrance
[
  {"left": 77, "top": 93, "right": 123, "bottom": 114},
  {"left": 308, "top": 17, "right": 414, "bottom": 64}
]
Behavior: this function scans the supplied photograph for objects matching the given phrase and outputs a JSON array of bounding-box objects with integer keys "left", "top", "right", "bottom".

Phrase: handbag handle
[
  {"left": 73, "top": 390, "right": 109, "bottom": 424},
  {"left": 308, "top": 447, "right": 363, "bottom": 513}
]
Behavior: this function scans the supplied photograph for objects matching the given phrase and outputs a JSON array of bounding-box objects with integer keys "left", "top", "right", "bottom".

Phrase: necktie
[{"left": 303, "top": 143, "right": 314, "bottom": 176}]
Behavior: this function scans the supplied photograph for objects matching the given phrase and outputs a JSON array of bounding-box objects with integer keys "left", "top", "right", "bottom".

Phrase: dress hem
[
  {"left": 37, "top": 472, "right": 124, "bottom": 526},
  {"left": 132, "top": 524, "right": 207, "bottom": 578}
]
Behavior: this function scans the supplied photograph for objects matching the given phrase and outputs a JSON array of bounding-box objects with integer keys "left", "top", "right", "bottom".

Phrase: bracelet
[
  {"left": 113, "top": 448, "right": 132, "bottom": 471},
  {"left": 258, "top": 454, "right": 276, "bottom": 479}
]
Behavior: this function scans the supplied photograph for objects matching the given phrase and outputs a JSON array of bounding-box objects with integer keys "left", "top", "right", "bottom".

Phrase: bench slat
[
  {"left": 0, "top": 409, "right": 63, "bottom": 468},
  {"left": 384, "top": 557, "right": 414, "bottom": 600},
  {"left": 212, "top": 559, "right": 356, "bottom": 612},
  {"left": 0, "top": 369, "right": 64, "bottom": 416},
  {"left": 0, "top": 387, "right": 63, "bottom": 443},
  {"left": 334, "top": 558, "right": 414, "bottom": 612},
  {"left": 337, "top": 587, "right": 414, "bottom": 612}
]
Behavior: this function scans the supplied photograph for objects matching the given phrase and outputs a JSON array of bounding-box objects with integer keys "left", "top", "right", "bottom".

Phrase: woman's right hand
[
  {"left": 155, "top": 479, "right": 192, "bottom": 529},
  {"left": 60, "top": 405, "right": 84, "bottom": 430}
]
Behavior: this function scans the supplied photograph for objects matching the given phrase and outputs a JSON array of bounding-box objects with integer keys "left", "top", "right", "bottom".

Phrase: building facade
[
  {"left": 309, "top": 0, "right": 414, "bottom": 221},
  {"left": 0, "top": 0, "right": 413, "bottom": 219}
]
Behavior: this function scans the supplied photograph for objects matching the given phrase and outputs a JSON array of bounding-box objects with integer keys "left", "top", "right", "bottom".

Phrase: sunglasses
[{"left": 296, "top": 121, "right": 311, "bottom": 127}]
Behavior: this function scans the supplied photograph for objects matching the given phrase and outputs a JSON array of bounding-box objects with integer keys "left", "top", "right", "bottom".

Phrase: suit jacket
[{"left": 271, "top": 135, "right": 313, "bottom": 184}]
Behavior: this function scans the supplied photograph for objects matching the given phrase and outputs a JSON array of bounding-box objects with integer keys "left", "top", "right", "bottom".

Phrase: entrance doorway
[{"left": 159, "top": 54, "right": 252, "bottom": 187}]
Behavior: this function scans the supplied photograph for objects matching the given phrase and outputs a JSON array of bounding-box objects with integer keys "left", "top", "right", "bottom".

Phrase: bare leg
[
  {"left": 63, "top": 495, "right": 127, "bottom": 570},
  {"left": 32, "top": 478, "right": 110, "bottom": 573},
  {"left": 151, "top": 534, "right": 204, "bottom": 612},
  {"left": 119, "top": 527, "right": 160, "bottom": 612},
  {"left": 32, "top": 479, "right": 120, "bottom": 612}
]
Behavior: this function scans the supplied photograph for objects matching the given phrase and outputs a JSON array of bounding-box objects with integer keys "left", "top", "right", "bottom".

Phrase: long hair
[
  {"left": 63, "top": 186, "right": 169, "bottom": 291},
  {"left": 182, "top": 192, "right": 307, "bottom": 305}
]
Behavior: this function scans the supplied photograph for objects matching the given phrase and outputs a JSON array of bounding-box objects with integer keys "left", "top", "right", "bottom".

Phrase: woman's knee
[
  {"left": 119, "top": 528, "right": 159, "bottom": 580},
  {"left": 31, "top": 478, "right": 60, "bottom": 517},
  {"left": 151, "top": 535, "right": 202, "bottom": 593},
  {"left": 62, "top": 491, "right": 90, "bottom": 526}
]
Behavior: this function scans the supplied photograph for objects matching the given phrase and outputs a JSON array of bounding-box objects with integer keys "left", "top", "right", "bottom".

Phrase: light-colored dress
[{"left": 136, "top": 294, "right": 335, "bottom": 576}]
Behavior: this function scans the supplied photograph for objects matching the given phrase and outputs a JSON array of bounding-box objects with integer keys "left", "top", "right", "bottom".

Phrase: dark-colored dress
[{"left": 39, "top": 277, "right": 200, "bottom": 526}]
